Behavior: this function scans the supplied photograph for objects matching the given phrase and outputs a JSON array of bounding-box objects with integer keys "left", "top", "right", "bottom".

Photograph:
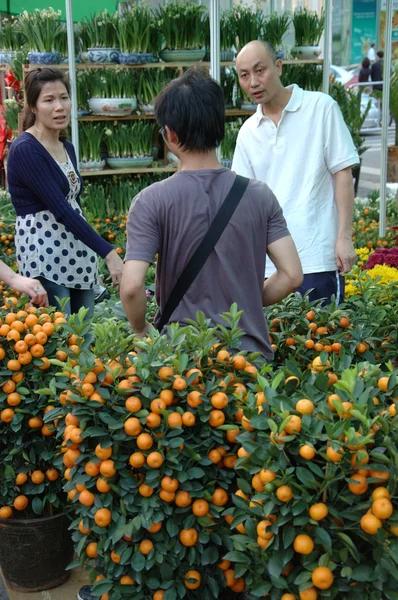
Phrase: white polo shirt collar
[{"left": 254, "top": 84, "right": 304, "bottom": 127}]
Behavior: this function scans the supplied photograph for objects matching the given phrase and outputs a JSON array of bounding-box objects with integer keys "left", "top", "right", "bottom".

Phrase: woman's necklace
[
  {"left": 32, "top": 126, "right": 78, "bottom": 185},
  {"left": 33, "top": 125, "right": 67, "bottom": 163}
]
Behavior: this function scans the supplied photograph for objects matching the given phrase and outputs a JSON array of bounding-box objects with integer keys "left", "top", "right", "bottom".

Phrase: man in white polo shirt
[{"left": 232, "top": 40, "right": 359, "bottom": 303}]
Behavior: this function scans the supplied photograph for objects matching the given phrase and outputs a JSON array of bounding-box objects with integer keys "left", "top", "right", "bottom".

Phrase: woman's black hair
[{"left": 22, "top": 68, "right": 70, "bottom": 130}]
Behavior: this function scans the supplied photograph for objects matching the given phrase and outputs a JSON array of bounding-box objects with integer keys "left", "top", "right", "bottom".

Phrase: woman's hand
[
  {"left": 0, "top": 262, "right": 48, "bottom": 306},
  {"left": 13, "top": 275, "right": 48, "bottom": 306},
  {"left": 105, "top": 250, "right": 124, "bottom": 287}
]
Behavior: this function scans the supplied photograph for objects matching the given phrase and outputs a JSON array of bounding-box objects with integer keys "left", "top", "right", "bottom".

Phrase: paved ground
[{"left": 358, "top": 128, "right": 395, "bottom": 198}]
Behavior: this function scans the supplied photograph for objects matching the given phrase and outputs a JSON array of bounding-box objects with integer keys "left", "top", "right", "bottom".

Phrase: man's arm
[
  {"left": 333, "top": 166, "right": 357, "bottom": 274},
  {"left": 120, "top": 260, "right": 151, "bottom": 337},
  {"left": 263, "top": 236, "right": 303, "bottom": 306}
]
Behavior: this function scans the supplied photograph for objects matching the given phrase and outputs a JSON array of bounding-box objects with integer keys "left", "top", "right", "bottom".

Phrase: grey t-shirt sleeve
[
  {"left": 266, "top": 188, "right": 290, "bottom": 246},
  {"left": 125, "top": 190, "right": 160, "bottom": 263}
]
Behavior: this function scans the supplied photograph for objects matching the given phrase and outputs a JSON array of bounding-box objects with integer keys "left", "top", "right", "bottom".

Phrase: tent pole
[
  {"left": 65, "top": 0, "right": 79, "bottom": 162},
  {"left": 322, "top": 0, "right": 332, "bottom": 94},
  {"left": 210, "top": 0, "right": 220, "bottom": 84},
  {"left": 379, "top": 0, "right": 393, "bottom": 238},
  {"left": 210, "top": 0, "right": 220, "bottom": 159}
]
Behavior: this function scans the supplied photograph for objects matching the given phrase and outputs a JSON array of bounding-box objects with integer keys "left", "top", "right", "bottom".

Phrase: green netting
[{"left": 0, "top": 0, "right": 118, "bottom": 23}]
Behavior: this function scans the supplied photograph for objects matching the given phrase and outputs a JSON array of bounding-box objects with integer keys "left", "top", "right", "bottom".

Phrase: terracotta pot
[{"left": 388, "top": 146, "right": 398, "bottom": 183}]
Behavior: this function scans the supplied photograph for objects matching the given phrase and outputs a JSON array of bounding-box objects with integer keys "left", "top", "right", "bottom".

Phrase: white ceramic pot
[
  {"left": 88, "top": 97, "right": 137, "bottom": 117},
  {"left": 291, "top": 46, "right": 321, "bottom": 59},
  {"left": 79, "top": 159, "right": 106, "bottom": 172},
  {"left": 138, "top": 103, "right": 155, "bottom": 114}
]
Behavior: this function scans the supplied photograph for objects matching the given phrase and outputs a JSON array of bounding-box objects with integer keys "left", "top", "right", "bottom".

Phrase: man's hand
[{"left": 335, "top": 235, "right": 356, "bottom": 274}]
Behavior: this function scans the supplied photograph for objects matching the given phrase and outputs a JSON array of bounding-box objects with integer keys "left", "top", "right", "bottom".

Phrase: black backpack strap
[{"left": 156, "top": 174, "right": 250, "bottom": 332}]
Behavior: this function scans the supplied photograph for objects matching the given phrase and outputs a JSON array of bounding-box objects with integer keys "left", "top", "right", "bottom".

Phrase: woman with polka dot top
[{"left": 7, "top": 68, "right": 123, "bottom": 316}]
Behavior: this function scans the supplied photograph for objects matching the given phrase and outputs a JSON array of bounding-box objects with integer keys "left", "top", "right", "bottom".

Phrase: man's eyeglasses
[{"left": 159, "top": 127, "right": 166, "bottom": 139}]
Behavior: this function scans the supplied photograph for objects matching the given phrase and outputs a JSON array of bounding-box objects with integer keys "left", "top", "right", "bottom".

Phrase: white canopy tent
[{"left": 64, "top": 0, "right": 393, "bottom": 236}]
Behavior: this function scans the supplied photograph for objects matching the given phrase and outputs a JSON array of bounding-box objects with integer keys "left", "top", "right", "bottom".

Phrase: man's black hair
[
  {"left": 154, "top": 68, "right": 225, "bottom": 152},
  {"left": 377, "top": 50, "right": 384, "bottom": 59}
]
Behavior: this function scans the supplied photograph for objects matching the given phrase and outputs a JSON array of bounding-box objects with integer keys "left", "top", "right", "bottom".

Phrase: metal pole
[
  {"left": 322, "top": 0, "right": 332, "bottom": 94},
  {"left": 210, "top": 0, "right": 220, "bottom": 84},
  {"left": 379, "top": 0, "right": 393, "bottom": 238},
  {"left": 65, "top": 0, "right": 79, "bottom": 162}
]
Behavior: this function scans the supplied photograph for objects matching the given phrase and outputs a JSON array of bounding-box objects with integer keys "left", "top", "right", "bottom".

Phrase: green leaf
[
  {"left": 31, "top": 496, "right": 43, "bottom": 515},
  {"left": 351, "top": 564, "right": 373, "bottom": 582},
  {"left": 267, "top": 552, "right": 284, "bottom": 578},
  {"left": 249, "top": 582, "right": 272, "bottom": 597},
  {"left": 131, "top": 551, "right": 146, "bottom": 571},
  {"left": 315, "top": 527, "right": 332, "bottom": 551},
  {"left": 237, "top": 478, "right": 251, "bottom": 495},
  {"left": 223, "top": 551, "right": 250, "bottom": 564},
  {"left": 337, "top": 532, "right": 361, "bottom": 563},
  {"left": 202, "top": 546, "right": 219, "bottom": 565}
]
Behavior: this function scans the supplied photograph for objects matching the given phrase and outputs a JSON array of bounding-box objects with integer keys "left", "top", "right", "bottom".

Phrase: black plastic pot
[{"left": 0, "top": 512, "right": 74, "bottom": 592}]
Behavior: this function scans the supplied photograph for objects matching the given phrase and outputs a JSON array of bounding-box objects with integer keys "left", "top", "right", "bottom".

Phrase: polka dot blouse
[{"left": 15, "top": 152, "right": 98, "bottom": 290}]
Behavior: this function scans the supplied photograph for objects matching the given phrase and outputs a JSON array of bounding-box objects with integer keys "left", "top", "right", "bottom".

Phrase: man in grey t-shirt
[{"left": 120, "top": 69, "right": 303, "bottom": 359}]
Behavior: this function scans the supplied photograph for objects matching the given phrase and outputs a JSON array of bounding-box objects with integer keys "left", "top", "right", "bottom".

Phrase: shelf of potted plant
[
  {"left": 0, "top": 17, "right": 25, "bottom": 66},
  {"left": 103, "top": 121, "right": 156, "bottom": 169},
  {"left": 220, "top": 119, "right": 245, "bottom": 168},
  {"left": 86, "top": 68, "right": 137, "bottom": 117},
  {"left": 263, "top": 11, "right": 291, "bottom": 58},
  {"left": 117, "top": 3, "right": 161, "bottom": 65},
  {"left": 136, "top": 68, "right": 176, "bottom": 114},
  {"left": 81, "top": 166, "right": 178, "bottom": 177},
  {"left": 80, "top": 10, "right": 119, "bottom": 65},
  {"left": 78, "top": 122, "right": 106, "bottom": 172},
  {"left": 155, "top": 1, "right": 207, "bottom": 63},
  {"left": 291, "top": 7, "right": 325, "bottom": 60},
  {"left": 16, "top": 8, "right": 65, "bottom": 65}
]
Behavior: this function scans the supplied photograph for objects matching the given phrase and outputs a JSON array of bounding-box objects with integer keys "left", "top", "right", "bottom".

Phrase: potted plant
[
  {"left": 137, "top": 68, "right": 175, "bottom": 113},
  {"left": 104, "top": 121, "right": 155, "bottom": 168},
  {"left": 0, "top": 17, "right": 24, "bottom": 65},
  {"left": 202, "top": 9, "right": 236, "bottom": 62},
  {"left": 220, "top": 9, "right": 238, "bottom": 61},
  {"left": 263, "top": 11, "right": 291, "bottom": 58},
  {"left": 156, "top": 1, "right": 207, "bottom": 63},
  {"left": 330, "top": 81, "right": 371, "bottom": 195},
  {"left": 50, "top": 308, "right": 260, "bottom": 600},
  {"left": 117, "top": 4, "right": 161, "bottom": 65},
  {"left": 16, "top": 8, "right": 64, "bottom": 65},
  {"left": 0, "top": 99, "right": 21, "bottom": 140},
  {"left": 221, "top": 68, "right": 238, "bottom": 109},
  {"left": 0, "top": 303, "right": 74, "bottom": 592},
  {"left": 291, "top": 7, "right": 325, "bottom": 59},
  {"left": 233, "top": 2, "right": 266, "bottom": 53},
  {"left": 76, "top": 69, "right": 90, "bottom": 116},
  {"left": 387, "top": 66, "right": 398, "bottom": 183},
  {"left": 79, "top": 123, "right": 105, "bottom": 172},
  {"left": 280, "top": 63, "right": 323, "bottom": 91},
  {"left": 81, "top": 11, "right": 119, "bottom": 65},
  {"left": 221, "top": 119, "right": 244, "bottom": 168},
  {"left": 87, "top": 69, "right": 137, "bottom": 117}
]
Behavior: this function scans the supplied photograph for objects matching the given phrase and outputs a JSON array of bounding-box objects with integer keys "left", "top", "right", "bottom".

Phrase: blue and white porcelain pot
[
  {"left": 0, "top": 51, "right": 16, "bottom": 65},
  {"left": 88, "top": 48, "right": 120, "bottom": 64},
  {"left": 28, "top": 51, "right": 61, "bottom": 65},
  {"left": 119, "top": 52, "right": 155, "bottom": 65}
]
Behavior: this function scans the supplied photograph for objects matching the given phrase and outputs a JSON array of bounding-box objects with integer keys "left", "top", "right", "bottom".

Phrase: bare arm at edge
[
  {"left": 120, "top": 260, "right": 151, "bottom": 337},
  {"left": 263, "top": 236, "right": 303, "bottom": 306},
  {"left": 334, "top": 166, "right": 357, "bottom": 274}
]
